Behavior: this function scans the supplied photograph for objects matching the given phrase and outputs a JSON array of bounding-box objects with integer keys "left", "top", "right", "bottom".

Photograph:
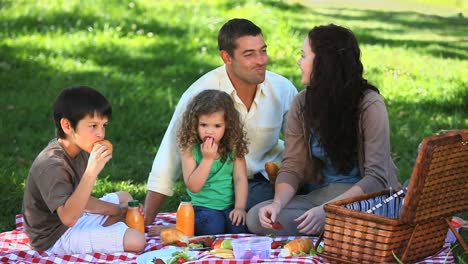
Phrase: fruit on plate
[
  {"left": 209, "top": 248, "right": 234, "bottom": 258},
  {"left": 188, "top": 235, "right": 215, "bottom": 248},
  {"left": 212, "top": 238, "right": 233, "bottom": 249},
  {"left": 221, "top": 238, "right": 232, "bottom": 249},
  {"left": 271, "top": 241, "right": 284, "bottom": 249}
]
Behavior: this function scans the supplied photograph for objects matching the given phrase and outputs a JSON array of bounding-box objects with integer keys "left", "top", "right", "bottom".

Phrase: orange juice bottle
[
  {"left": 126, "top": 200, "right": 145, "bottom": 233},
  {"left": 176, "top": 196, "right": 194, "bottom": 236}
]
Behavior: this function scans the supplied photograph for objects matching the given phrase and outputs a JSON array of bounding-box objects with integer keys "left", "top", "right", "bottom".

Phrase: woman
[{"left": 246, "top": 24, "right": 400, "bottom": 236}]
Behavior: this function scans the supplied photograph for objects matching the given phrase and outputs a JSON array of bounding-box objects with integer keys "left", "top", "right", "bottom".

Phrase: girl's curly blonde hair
[{"left": 177, "top": 90, "right": 248, "bottom": 162}]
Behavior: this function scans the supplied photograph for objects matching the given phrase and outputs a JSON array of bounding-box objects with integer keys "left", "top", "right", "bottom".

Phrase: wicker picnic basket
[{"left": 319, "top": 129, "right": 468, "bottom": 263}]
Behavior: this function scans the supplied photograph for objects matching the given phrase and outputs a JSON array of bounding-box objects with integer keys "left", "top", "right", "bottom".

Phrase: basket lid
[{"left": 400, "top": 129, "right": 468, "bottom": 224}]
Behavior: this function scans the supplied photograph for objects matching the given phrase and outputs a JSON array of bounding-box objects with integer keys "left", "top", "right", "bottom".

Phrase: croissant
[
  {"left": 279, "top": 238, "right": 313, "bottom": 257},
  {"left": 160, "top": 227, "right": 189, "bottom": 244}
]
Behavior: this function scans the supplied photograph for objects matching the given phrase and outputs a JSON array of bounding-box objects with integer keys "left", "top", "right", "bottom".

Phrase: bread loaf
[
  {"left": 160, "top": 227, "right": 189, "bottom": 244},
  {"left": 279, "top": 238, "right": 312, "bottom": 257},
  {"left": 265, "top": 162, "right": 280, "bottom": 183}
]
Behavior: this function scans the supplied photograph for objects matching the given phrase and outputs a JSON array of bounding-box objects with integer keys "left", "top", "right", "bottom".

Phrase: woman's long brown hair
[{"left": 304, "top": 24, "right": 379, "bottom": 174}]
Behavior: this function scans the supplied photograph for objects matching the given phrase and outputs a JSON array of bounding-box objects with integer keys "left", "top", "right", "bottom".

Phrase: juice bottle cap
[
  {"left": 128, "top": 200, "right": 139, "bottom": 207},
  {"left": 181, "top": 195, "right": 191, "bottom": 202}
]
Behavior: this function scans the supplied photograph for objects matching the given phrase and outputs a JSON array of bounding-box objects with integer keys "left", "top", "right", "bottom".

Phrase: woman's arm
[
  {"left": 274, "top": 92, "right": 309, "bottom": 207},
  {"left": 356, "top": 94, "right": 398, "bottom": 193},
  {"left": 258, "top": 93, "right": 310, "bottom": 227}
]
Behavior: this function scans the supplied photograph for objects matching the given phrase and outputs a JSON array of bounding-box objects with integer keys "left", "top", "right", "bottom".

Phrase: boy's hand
[
  {"left": 86, "top": 142, "right": 112, "bottom": 174},
  {"left": 229, "top": 208, "right": 246, "bottom": 226}
]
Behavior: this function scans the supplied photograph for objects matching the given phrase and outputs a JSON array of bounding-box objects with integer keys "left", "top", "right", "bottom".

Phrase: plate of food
[{"left": 136, "top": 246, "right": 198, "bottom": 264}]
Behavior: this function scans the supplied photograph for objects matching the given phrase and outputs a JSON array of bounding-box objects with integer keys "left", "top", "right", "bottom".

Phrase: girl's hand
[
  {"left": 201, "top": 137, "right": 218, "bottom": 160},
  {"left": 258, "top": 201, "right": 281, "bottom": 229},
  {"left": 229, "top": 208, "right": 246, "bottom": 226},
  {"left": 294, "top": 205, "right": 325, "bottom": 235}
]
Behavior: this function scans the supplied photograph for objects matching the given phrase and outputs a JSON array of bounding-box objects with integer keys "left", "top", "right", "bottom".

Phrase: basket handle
[
  {"left": 314, "top": 230, "right": 324, "bottom": 253},
  {"left": 446, "top": 218, "right": 468, "bottom": 251}
]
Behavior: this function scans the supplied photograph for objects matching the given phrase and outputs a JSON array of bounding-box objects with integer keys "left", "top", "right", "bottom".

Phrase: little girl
[{"left": 177, "top": 89, "right": 249, "bottom": 235}]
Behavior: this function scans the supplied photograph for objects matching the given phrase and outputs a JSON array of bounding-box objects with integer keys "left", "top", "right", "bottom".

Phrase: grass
[{"left": 0, "top": 0, "right": 466, "bottom": 261}]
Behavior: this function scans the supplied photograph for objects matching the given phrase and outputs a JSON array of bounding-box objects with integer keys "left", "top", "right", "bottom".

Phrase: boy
[{"left": 22, "top": 86, "right": 145, "bottom": 254}]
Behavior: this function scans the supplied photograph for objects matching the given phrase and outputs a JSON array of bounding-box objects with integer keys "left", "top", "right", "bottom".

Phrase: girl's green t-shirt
[{"left": 187, "top": 144, "right": 234, "bottom": 210}]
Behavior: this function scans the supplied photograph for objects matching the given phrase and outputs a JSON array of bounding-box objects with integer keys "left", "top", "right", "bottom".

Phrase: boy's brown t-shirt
[{"left": 22, "top": 139, "right": 88, "bottom": 250}]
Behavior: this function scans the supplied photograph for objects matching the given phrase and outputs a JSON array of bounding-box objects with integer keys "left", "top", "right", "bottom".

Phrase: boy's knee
[{"left": 123, "top": 228, "right": 146, "bottom": 252}]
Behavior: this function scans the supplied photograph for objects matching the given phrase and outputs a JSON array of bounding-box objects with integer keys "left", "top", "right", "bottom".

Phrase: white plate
[{"left": 136, "top": 246, "right": 198, "bottom": 264}]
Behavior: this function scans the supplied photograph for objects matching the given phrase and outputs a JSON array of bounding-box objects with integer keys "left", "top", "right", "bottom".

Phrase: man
[{"left": 145, "top": 18, "right": 298, "bottom": 225}]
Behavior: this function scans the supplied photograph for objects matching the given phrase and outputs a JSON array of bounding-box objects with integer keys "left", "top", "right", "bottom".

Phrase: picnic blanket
[{"left": 0, "top": 213, "right": 456, "bottom": 263}]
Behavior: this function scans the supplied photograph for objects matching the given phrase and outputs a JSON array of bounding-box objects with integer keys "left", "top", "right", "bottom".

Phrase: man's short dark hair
[
  {"left": 53, "top": 86, "right": 112, "bottom": 139},
  {"left": 218, "top": 18, "right": 262, "bottom": 56}
]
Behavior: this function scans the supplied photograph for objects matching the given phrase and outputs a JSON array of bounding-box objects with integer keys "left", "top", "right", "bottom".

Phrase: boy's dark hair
[
  {"left": 218, "top": 18, "right": 262, "bottom": 56},
  {"left": 53, "top": 86, "right": 112, "bottom": 139}
]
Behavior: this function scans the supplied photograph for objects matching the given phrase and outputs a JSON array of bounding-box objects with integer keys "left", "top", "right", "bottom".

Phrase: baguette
[
  {"left": 160, "top": 227, "right": 189, "bottom": 244},
  {"left": 279, "top": 238, "right": 312, "bottom": 257}
]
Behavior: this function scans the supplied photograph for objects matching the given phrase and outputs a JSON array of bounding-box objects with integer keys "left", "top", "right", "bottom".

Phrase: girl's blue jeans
[{"left": 194, "top": 205, "right": 248, "bottom": 235}]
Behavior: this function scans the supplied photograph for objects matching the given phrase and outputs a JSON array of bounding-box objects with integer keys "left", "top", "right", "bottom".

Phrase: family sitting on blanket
[
  {"left": 146, "top": 19, "right": 400, "bottom": 237},
  {"left": 21, "top": 18, "right": 400, "bottom": 255}
]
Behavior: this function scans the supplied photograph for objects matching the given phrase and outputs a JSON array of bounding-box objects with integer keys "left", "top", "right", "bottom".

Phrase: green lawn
[{"left": 0, "top": 0, "right": 466, "bottom": 260}]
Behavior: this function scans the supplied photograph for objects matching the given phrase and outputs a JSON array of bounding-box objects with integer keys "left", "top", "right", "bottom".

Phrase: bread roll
[
  {"left": 160, "top": 227, "right": 189, "bottom": 244},
  {"left": 279, "top": 238, "right": 313, "bottom": 257},
  {"left": 94, "top": 139, "right": 113, "bottom": 151},
  {"left": 265, "top": 162, "right": 280, "bottom": 183}
]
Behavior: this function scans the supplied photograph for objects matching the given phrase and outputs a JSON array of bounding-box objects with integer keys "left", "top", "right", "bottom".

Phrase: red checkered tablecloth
[{"left": 0, "top": 214, "right": 455, "bottom": 263}]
